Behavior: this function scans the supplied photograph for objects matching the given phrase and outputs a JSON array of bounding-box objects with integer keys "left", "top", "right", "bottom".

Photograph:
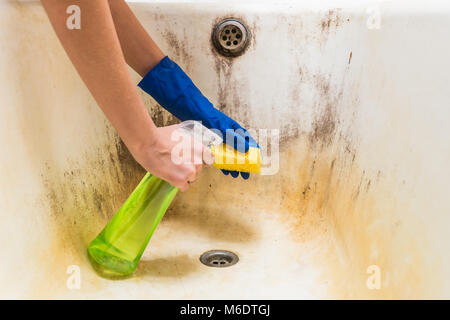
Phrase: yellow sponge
[{"left": 210, "top": 144, "right": 261, "bottom": 174}]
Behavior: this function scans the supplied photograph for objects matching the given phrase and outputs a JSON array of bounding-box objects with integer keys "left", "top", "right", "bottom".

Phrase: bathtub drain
[
  {"left": 212, "top": 18, "right": 250, "bottom": 57},
  {"left": 200, "top": 250, "right": 239, "bottom": 268}
]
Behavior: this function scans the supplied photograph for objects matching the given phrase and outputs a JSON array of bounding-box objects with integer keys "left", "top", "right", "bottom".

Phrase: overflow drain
[
  {"left": 212, "top": 18, "right": 250, "bottom": 57},
  {"left": 200, "top": 250, "right": 239, "bottom": 268}
]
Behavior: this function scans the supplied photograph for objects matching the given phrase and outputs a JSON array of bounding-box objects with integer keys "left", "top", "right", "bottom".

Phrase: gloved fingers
[
  {"left": 221, "top": 169, "right": 250, "bottom": 179},
  {"left": 229, "top": 171, "right": 239, "bottom": 178},
  {"left": 240, "top": 172, "right": 250, "bottom": 180}
]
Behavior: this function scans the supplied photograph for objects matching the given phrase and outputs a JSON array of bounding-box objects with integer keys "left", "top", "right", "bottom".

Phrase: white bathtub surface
[{"left": 0, "top": 0, "right": 449, "bottom": 299}]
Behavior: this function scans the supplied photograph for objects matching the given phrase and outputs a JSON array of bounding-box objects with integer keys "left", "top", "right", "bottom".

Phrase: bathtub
[{"left": 0, "top": 0, "right": 449, "bottom": 299}]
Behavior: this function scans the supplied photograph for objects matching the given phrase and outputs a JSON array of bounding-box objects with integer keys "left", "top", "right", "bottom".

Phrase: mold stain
[
  {"left": 275, "top": 134, "right": 440, "bottom": 299},
  {"left": 135, "top": 254, "right": 199, "bottom": 278},
  {"left": 34, "top": 130, "right": 440, "bottom": 298},
  {"left": 162, "top": 28, "right": 194, "bottom": 72},
  {"left": 140, "top": 96, "right": 179, "bottom": 128},
  {"left": 249, "top": 17, "right": 260, "bottom": 50},
  {"left": 13, "top": 5, "right": 443, "bottom": 299},
  {"left": 320, "top": 9, "right": 344, "bottom": 34},
  {"left": 265, "top": 12, "right": 438, "bottom": 295},
  {"left": 213, "top": 57, "right": 234, "bottom": 108},
  {"left": 169, "top": 126, "right": 442, "bottom": 298},
  {"left": 202, "top": 13, "right": 435, "bottom": 299},
  {"left": 309, "top": 74, "right": 341, "bottom": 148},
  {"left": 208, "top": 15, "right": 263, "bottom": 130},
  {"left": 211, "top": 52, "right": 251, "bottom": 129},
  {"left": 166, "top": 184, "right": 258, "bottom": 244},
  {"left": 285, "top": 66, "right": 344, "bottom": 148},
  {"left": 282, "top": 9, "right": 353, "bottom": 146},
  {"left": 30, "top": 127, "right": 146, "bottom": 298}
]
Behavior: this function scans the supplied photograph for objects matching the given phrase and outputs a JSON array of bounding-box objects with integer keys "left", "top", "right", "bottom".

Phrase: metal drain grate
[
  {"left": 212, "top": 18, "right": 250, "bottom": 57},
  {"left": 200, "top": 250, "right": 239, "bottom": 268}
]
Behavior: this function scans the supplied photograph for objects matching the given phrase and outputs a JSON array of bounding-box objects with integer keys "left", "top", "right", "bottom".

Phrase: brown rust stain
[
  {"left": 283, "top": 9, "right": 350, "bottom": 145},
  {"left": 136, "top": 254, "right": 199, "bottom": 278},
  {"left": 141, "top": 99, "right": 178, "bottom": 127},
  {"left": 29, "top": 13, "right": 259, "bottom": 296},
  {"left": 19, "top": 6, "right": 442, "bottom": 298},
  {"left": 262, "top": 11, "right": 421, "bottom": 295},
  {"left": 30, "top": 125, "right": 146, "bottom": 297},
  {"left": 34, "top": 87, "right": 438, "bottom": 299},
  {"left": 209, "top": 15, "right": 256, "bottom": 129},
  {"left": 166, "top": 185, "right": 258, "bottom": 243},
  {"left": 213, "top": 56, "right": 234, "bottom": 108},
  {"left": 320, "top": 9, "right": 344, "bottom": 33},
  {"left": 249, "top": 16, "right": 260, "bottom": 50},
  {"left": 310, "top": 102, "right": 336, "bottom": 147},
  {"left": 211, "top": 52, "right": 252, "bottom": 129},
  {"left": 304, "top": 72, "right": 343, "bottom": 148},
  {"left": 162, "top": 29, "right": 194, "bottom": 71},
  {"left": 275, "top": 133, "right": 440, "bottom": 298}
]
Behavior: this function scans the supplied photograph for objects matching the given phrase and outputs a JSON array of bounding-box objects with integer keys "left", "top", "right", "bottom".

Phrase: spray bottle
[{"left": 88, "top": 121, "right": 261, "bottom": 277}]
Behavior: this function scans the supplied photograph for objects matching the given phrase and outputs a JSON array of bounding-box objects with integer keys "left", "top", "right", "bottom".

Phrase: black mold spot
[
  {"left": 41, "top": 126, "right": 146, "bottom": 263},
  {"left": 308, "top": 74, "right": 343, "bottom": 148}
]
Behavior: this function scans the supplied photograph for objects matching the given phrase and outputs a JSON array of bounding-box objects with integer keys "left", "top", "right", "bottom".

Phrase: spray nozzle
[{"left": 177, "top": 120, "right": 223, "bottom": 149}]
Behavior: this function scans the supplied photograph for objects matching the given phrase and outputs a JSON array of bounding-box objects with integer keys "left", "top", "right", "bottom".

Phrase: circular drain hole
[
  {"left": 200, "top": 250, "right": 239, "bottom": 268},
  {"left": 212, "top": 18, "right": 250, "bottom": 57}
]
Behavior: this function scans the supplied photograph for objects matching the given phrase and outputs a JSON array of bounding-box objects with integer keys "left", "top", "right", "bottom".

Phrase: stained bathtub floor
[{"left": 56, "top": 208, "right": 332, "bottom": 299}]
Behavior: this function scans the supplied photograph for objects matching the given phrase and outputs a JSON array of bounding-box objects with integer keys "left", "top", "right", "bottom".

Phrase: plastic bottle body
[{"left": 88, "top": 173, "right": 178, "bottom": 277}]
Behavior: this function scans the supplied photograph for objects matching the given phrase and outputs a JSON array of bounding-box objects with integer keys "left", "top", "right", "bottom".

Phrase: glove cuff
[
  {"left": 138, "top": 56, "right": 253, "bottom": 152},
  {"left": 138, "top": 56, "right": 215, "bottom": 125}
]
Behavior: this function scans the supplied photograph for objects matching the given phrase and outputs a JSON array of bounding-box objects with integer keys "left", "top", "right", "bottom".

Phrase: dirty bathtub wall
[
  {"left": 0, "top": 1, "right": 146, "bottom": 298},
  {"left": 0, "top": 0, "right": 449, "bottom": 298},
  {"left": 133, "top": 1, "right": 450, "bottom": 298}
]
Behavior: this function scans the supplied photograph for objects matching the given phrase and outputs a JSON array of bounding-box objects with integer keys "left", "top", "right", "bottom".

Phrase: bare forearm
[
  {"left": 108, "top": 0, "right": 165, "bottom": 76},
  {"left": 41, "top": 0, "right": 156, "bottom": 150}
]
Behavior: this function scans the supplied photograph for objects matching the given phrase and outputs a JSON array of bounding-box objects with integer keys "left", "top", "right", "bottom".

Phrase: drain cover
[
  {"left": 200, "top": 250, "right": 239, "bottom": 268},
  {"left": 212, "top": 18, "right": 250, "bottom": 57}
]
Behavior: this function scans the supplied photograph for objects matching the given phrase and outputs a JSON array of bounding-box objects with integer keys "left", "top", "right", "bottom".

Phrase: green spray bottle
[{"left": 87, "top": 121, "right": 224, "bottom": 278}]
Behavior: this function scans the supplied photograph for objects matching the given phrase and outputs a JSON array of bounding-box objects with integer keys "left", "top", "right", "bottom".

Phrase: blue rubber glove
[{"left": 138, "top": 56, "right": 258, "bottom": 179}]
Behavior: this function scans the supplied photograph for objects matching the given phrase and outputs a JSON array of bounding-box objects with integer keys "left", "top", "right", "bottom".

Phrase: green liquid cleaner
[{"left": 88, "top": 173, "right": 178, "bottom": 278}]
